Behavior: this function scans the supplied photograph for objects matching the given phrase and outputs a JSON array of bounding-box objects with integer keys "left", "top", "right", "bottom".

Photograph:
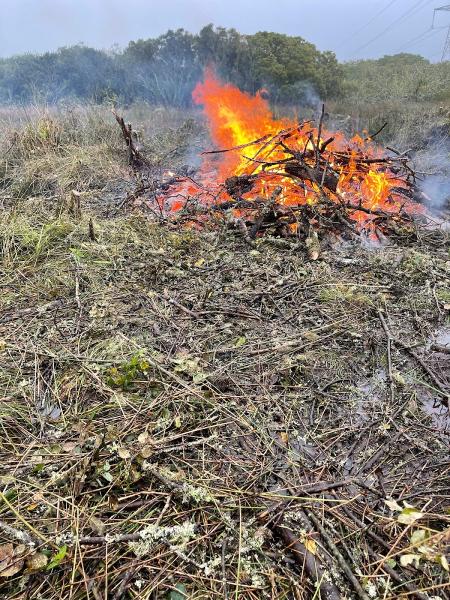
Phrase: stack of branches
[
  {"left": 112, "top": 108, "right": 429, "bottom": 241},
  {"left": 169, "top": 110, "right": 429, "bottom": 241}
]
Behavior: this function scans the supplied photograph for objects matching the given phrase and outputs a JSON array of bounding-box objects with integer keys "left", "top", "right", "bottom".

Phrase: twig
[
  {"left": 366, "top": 122, "right": 388, "bottom": 141},
  {"left": 275, "top": 523, "right": 342, "bottom": 600},
  {"left": 0, "top": 519, "right": 36, "bottom": 546},
  {"left": 378, "top": 310, "right": 395, "bottom": 403},
  {"left": 307, "top": 510, "right": 371, "bottom": 600}
]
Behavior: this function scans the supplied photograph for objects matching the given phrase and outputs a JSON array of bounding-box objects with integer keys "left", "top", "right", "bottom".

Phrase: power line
[
  {"left": 394, "top": 25, "right": 447, "bottom": 53},
  {"left": 432, "top": 4, "right": 450, "bottom": 27},
  {"left": 351, "top": 0, "right": 436, "bottom": 54},
  {"left": 336, "top": 0, "right": 401, "bottom": 48}
]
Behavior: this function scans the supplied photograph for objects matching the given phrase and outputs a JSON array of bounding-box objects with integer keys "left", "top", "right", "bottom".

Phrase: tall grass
[{"left": 0, "top": 103, "right": 204, "bottom": 201}]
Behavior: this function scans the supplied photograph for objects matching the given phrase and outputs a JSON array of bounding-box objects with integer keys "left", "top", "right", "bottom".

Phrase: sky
[{"left": 0, "top": 0, "right": 449, "bottom": 62}]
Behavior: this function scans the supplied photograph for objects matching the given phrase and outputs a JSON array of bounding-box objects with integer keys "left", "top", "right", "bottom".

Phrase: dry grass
[
  {"left": 0, "top": 103, "right": 204, "bottom": 203},
  {"left": 0, "top": 105, "right": 449, "bottom": 599}
]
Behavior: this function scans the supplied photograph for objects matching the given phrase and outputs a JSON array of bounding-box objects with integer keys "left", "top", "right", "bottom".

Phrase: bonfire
[{"left": 154, "top": 71, "right": 426, "bottom": 242}]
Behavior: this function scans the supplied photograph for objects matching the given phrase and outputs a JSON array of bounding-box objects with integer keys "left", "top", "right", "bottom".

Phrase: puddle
[
  {"left": 353, "top": 369, "right": 386, "bottom": 425},
  {"left": 354, "top": 365, "right": 449, "bottom": 436},
  {"left": 421, "top": 392, "right": 449, "bottom": 435},
  {"left": 421, "top": 326, "right": 450, "bottom": 434},
  {"left": 434, "top": 326, "right": 450, "bottom": 348}
]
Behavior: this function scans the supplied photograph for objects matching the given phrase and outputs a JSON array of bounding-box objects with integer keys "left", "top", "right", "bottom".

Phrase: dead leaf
[
  {"left": 87, "top": 515, "right": 105, "bottom": 535},
  {"left": 304, "top": 537, "right": 317, "bottom": 555},
  {"left": 439, "top": 554, "right": 449, "bottom": 572},
  {"left": 0, "top": 544, "right": 13, "bottom": 562},
  {"left": 398, "top": 506, "right": 424, "bottom": 525},
  {"left": 26, "top": 552, "right": 48, "bottom": 571},
  {"left": 117, "top": 448, "right": 131, "bottom": 460},
  {"left": 0, "top": 545, "right": 25, "bottom": 578},
  {"left": 0, "top": 558, "right": 24, "bottom": 577},
  {"left": 400, "top": 553, "right": 420, "bottom": 568},
  {"left": 410, "top": 529, "right": 428, "bottom": 546},
  {"left": 305, "top": 231, "right": 320, "bottom": 261},
  {"left": 138, "top": 431, "right": 149, "bottom": 444},
  {"left": 14, "top": 545, "right": 26, "bottom": 556},
  {"left": 385, "top": 498, "right": 402, "bottom": 512},
  {"left": 140, "top": 446, "right": 153, "bottom": 459},
  {"left": 62, "top": 442, "right": 77, "bottom": 453}
]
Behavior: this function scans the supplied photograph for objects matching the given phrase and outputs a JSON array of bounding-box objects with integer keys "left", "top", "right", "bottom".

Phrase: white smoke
[{"left": 413, "top": 134, "right": 450, "bottom": 213}]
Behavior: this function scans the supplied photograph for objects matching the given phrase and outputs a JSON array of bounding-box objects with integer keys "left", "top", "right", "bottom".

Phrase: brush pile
[
  {"left": 171, "top": 117, "right": 427, "bottom": 241},
  {"left": 143, "top": 74, "right": 432, "bottom": 243}
]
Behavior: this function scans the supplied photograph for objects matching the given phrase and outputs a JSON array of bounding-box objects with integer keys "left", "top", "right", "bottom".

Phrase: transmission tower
[{"left": 433, "top": 4, "right": 450, "bottom": 60}]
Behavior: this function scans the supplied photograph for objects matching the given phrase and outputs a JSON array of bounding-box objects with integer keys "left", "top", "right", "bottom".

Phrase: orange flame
[{"left": 162, "top": 70, "right": 423, "bottom": 230}]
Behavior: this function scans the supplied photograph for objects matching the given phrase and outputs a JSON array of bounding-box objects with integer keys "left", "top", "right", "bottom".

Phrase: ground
[{"left": 0, "top": 105, "right": 449, "bottom": 599}]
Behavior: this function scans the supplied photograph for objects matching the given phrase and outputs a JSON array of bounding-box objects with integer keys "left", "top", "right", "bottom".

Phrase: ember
[{"left": 161, "top": 71, "right": 426, "bottom": 239}]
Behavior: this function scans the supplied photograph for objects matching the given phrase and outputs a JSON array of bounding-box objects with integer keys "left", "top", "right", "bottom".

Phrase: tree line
[
  {"left": 0, "top": 26, "right": 343, "bottom": 106},
  {"left": 0, "top": 25, "right": 447, "bottom": 107}
]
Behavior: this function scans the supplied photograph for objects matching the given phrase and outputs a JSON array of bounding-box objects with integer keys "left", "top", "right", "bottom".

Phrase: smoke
[
  {"left": 420, "top": 173, "right": 450, "bottom": 212},
  {"left": 413, "top": 128, "right": 450, "bottom": 213}
]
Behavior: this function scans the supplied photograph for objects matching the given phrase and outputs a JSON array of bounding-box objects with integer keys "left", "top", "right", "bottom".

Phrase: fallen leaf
[
  {"left": 305, "top": 231, "right": 320, "bottom": 261},
  {"left": 102, "top": 472, "right": 113, "bottom": 483},
  {"left": 439, "top": 554, "right": 449, "bottom": 572},
  {"left": 0, "top": 544, "right": 13, "bottom": 562},
  {"left": 26, "top": 552, "right": 48, "bottom": 571},
  {"left": 385, "top": 498, "right": 402, "bottom": 512},
  {"left": 138, "top": 431, "right": 149, "bottom": 444},
  {"left": 233, "top": 336, "right": 247, "bottom": 348},
  {"left": 14, "top": 545, "right": 26, "bottom": 556},
  {"left": 304, "top": 537, "right": 317, "bottom": 555},
  {"left": 398, "top": 507, "right": 424, "bottom": 525},
  {"left": 0, "top": 558, "right": 24, "bottom": 577},
  {"left": 400, "top": 553, "right": 420, "bottom": 568},
  {"left": 62, "top": 442, "right": 77, "bottom": 453},
  {"left": 169, "top": 583, "right": 187, "bottom": 599},
  {"left": 303, "top": 331, "right": 319, "bottom": 342},
  {"left": 140, "top": 446, "right": 153, "bottom": 459},
  {"left": 117, "top": 448, "right": 131, "bottom": 460},
  {"left": 88, "top": 515, "right": 105, "bottom": 535},
  {"left": 386, "top": 558, "right": 397, "bottom": 568},
  {"left": 192, "top": 372, "right": 207, "bottom": 384},
  {"left": 392, "top": 371, "right": 406, "bottom": 386},
  {"left": 410, "top": 529, "right": 428, "bottom": 546}
]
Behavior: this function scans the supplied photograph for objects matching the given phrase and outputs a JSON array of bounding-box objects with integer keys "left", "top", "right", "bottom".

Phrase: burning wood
[{"left": 157, "top": 72, "right": 427, "bottom": 240}]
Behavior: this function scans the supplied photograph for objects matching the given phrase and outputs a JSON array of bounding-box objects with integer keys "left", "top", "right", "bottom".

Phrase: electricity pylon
[{"left": 433, "top": 4, "right": 450, "bottom": 60}]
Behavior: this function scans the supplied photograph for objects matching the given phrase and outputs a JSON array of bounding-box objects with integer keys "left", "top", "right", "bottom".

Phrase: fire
[
  {"left": 192, "top": 71, "right": 287, "bottom": 178},
  {"left": 161, "top": 70, "right": 424, "bottom": 234}
]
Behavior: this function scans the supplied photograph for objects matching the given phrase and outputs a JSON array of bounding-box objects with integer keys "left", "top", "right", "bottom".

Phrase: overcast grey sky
[{"left": 0, "top": 0, "right": 449, "bottom": 61}]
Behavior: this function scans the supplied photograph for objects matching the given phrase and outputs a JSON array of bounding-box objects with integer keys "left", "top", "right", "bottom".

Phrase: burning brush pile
[{"left": 155, "top": 72, "right": 427, "bottom": 244}]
